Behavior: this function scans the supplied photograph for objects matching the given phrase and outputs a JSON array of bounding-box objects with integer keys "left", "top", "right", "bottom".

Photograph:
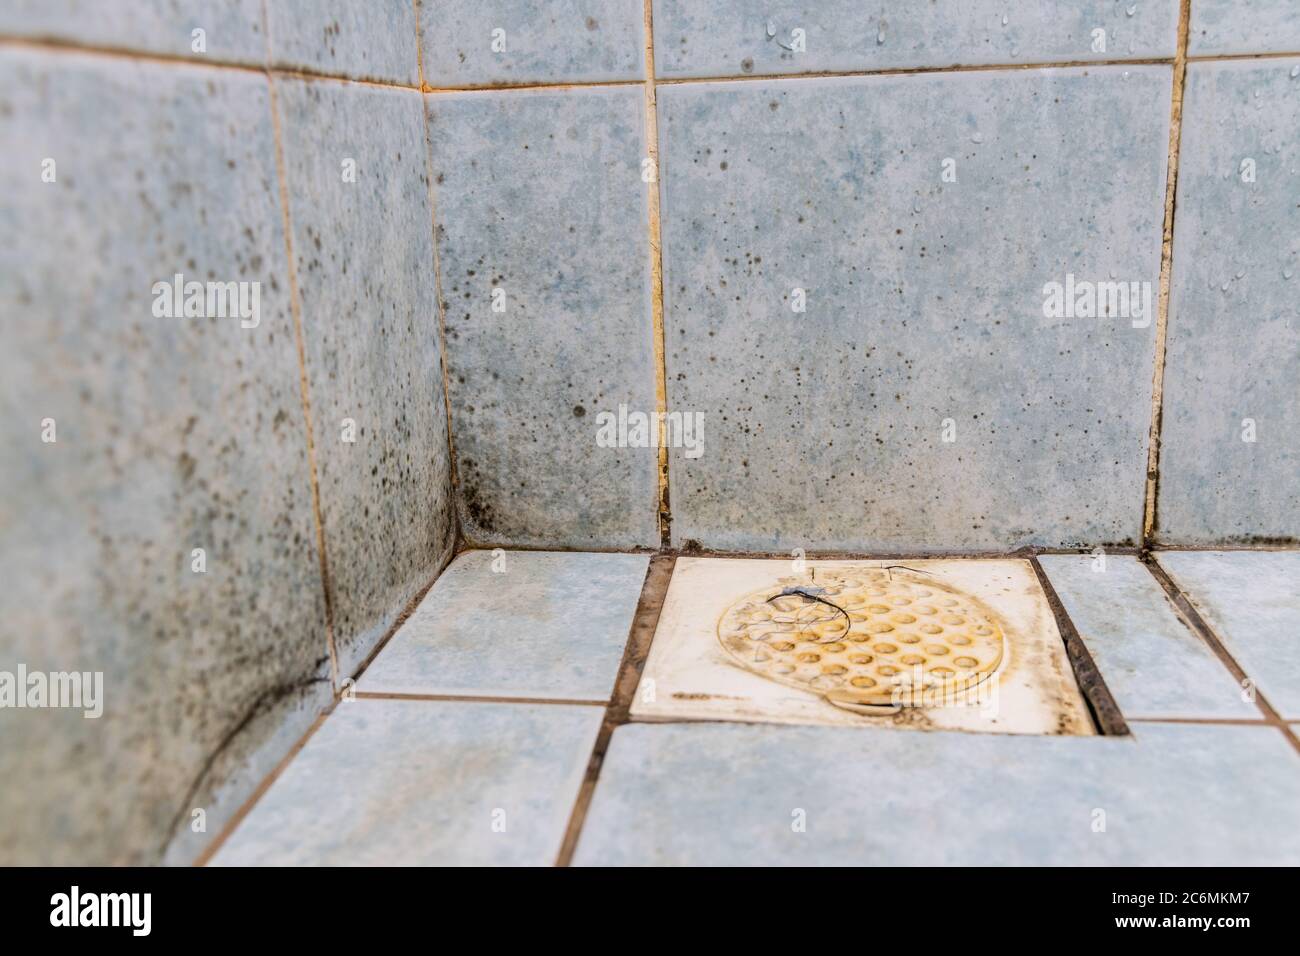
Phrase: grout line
[
  {"left": 1186, "top": 50, "right": 1300, "bottom": 63},
  {"left": 192, "top": 704, "right": 335, "bottom": 866},
  {"left": 641, "top": 0, "right": 673, "bottom": 548},
  {"left": 555, "top": 553, "right": 676, "bottom": 866},
  {"left": 353, "top": 692, "right": 606, "bottom": 707},
  {"left": 653, "top": 57, "right": 1177, "bottom": 85},
  {"left": 7, "top": 32, "right": 1300, "bottom": 92},
  {"left": 444, "top": 542, "right": 1296, "bottom": 560},
  {"left": 411, "top": 0, "right": 428, "bottom": 92},
  {"left": 412, "top": 3, "right": 465, "bottom": 548},
  {"left": 1142, "top": 0, "right": 1192, "bottom": 546},
  {"left": 262, "top": 9, "right": 340, "bottom": 691},
  {"left": 424, "top": 78, "right": 646, "bottom": 94},
  {"left": 1141, "top": 554, "right": 1300, "bottom": 757},
  {"left": 1029, "top": 556, "right": 1129, "bottom": 736},
  {"left": 0, "top": 34, "right": 424, "bottom": 90},
  {"left": 1127, "top": 716, "right": 1272, "bottom": 725}
]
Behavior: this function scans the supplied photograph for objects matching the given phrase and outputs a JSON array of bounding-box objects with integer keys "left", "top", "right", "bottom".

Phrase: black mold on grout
[{"left": 1029, "top": 556, "right": 1130, "bottom": 737}]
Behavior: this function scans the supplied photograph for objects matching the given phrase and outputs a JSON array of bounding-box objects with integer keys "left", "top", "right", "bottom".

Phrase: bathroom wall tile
[
  {"left": 274, "top": 78, "right": 456, "bottom": 679},
  {"left": 0, "top": 50, "right": 330, "bottom": 864},
  {"left": 0, "top": 0, "right": 266, "bottom": 65},
  {"left": 428, "top": 87, "right": 659, "bottom": 548},
  {"left": 419, "top": 0, "right": 645, "bottom": 87},
  {"left": 360, "top": 550, "right": 648, "bottom": 700},
  {"left": 268, "top": 0, "right": 419, "bottom": 85},
  {"left": 653, "top": 0, "right": 1179, "bottom": 79},
  {"left": 1039, "top": 555, "right": 1254, "bottom": 719},
  {"left": 1156, "top": 550, "right": 1300, "bottom": 719},
  {"left": 211, "top": 699, "right": 602, "bottom": 865},
  {"left": 574, "top": 721, "right": 1300, "bottom": 865},
  {"left": 1158, "top": 60, "right": 1300, "bottom": 544},
  {"left": 1189, "top": 0, "right": 1300, "bottom": 57},
  {"left": 658, "top": 67, "right": 1171, "bottom": 552}
]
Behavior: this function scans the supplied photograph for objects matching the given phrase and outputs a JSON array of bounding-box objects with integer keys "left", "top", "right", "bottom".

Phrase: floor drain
[
  {"left": 719, "top": 568, "right": 1005, "bottom": 714},
  {"left": 632, "top": 557, "right": 1093, "bottom": 735}
]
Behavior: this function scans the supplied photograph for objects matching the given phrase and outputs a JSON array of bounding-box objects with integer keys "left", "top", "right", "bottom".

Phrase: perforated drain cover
[
  {"left": 632, "top": 557, "right": 1093, "bottom": 735},
  {"left": 718, "top": 568, "right": 1005, "bottom": 713}
]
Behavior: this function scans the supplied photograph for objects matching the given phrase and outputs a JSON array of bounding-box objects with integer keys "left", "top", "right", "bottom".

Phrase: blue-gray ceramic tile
[
  {"left": 273, "top": 78, "right": 456, "bottom": 679},
  {"left": 0, "top": 0, "right": 266, "bottom": 64},
  {"left": 1155, "top": 551, "right": 1300, "bottom": 719},
  {"left": 268, "top": 0, "right": 419, "bottom": 85},
  {"left": 574, "top": 722, "right": 1300, "bottom": 865},
  {"left": 359, "top": 550, "right": 648, "bottom": 700},
  {"left": 1189, "top": 0, "right": 1300, "bottom": 56},
  {"left": 652, "top": 0, "right": 1179, "bottom": 79},
  {"left": 658, "top": 68, "right": 1171, "bottom": 552},
  {"left": 428, "top": 88, "right": 659, "bottom": 548},
  {"left": 211, "top": 699, "right": 602, "bottom": 865},
  {"left": 1158, "top": 61, "right": 1300, "bottom": 544},
  {"left": 419, "top": 0, "right": 645, "bottom": 87},
  {"left": 1039, "top": 555, "right": 1253, "bottom": 718},
  {"left": 0, "top": 50, "right": 330, "bottom": 864}
]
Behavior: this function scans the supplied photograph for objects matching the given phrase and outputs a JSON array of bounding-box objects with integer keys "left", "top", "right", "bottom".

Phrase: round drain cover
[{"left": 717, "top": 567, "right": 1005, "bottom": 712}]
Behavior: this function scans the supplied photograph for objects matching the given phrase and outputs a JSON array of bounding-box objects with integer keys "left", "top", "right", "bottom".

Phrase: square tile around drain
[{"left": 632, "top": 557, "right": 1094, "bottom": 735}]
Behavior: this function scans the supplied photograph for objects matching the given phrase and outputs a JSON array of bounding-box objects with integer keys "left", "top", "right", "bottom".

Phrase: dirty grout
[
  {"left": 263, "top": 20, "right": 340, "bottom": 690},
  {"left": 353, "top": 692, "right": 606, "bottom": 706},
  {"left": 555, "top": 553, "right": 676, "bottom": 866},
  {"left": 1141, "top": 0, "right": 1192, "bottom": 546},
  {"left": 1141, "top": 554, "right": 1300, "bottom": 756},
  {"left": 9, "top": 33, "right": 1300, "bottom": 99},
  {"left": 1028, "top": 556, "right": 1130, "bottom": 736},
  {"left": 641, "top": 0, "right": 673, "bottom": 548}
]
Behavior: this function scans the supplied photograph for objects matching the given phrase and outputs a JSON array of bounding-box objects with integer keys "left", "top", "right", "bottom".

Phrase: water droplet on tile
[
  {"left": 1002, "top": 14, "right": 1009, "bottom": 26},
  {"left": 1284, "top": 267, "right": 1295, "bottom": 280},
  {"left": 971, "top": 132, "right": 984, "bottom": 144},
  {"left": 766, "top": 20, "right": 776, "bottom": 38},
  {"left": 877, "top": 26, "right": 886, "bottom": 45},
  {"left": 1127, "top": 5, "right": 1137, "bottom": 17},
  {"left": 1291, "top": 65, "right": 1299, "bottom": 78},
  {"left": 1235, "top": 269, "right": 1246, "bottom": 279}
]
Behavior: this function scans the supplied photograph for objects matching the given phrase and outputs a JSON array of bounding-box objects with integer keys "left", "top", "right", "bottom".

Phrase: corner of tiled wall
[
  {"left": 0, "top": 1, "right": 456, "bottom": 865},
  {"left": 3, "top": 0, "right": 1299, "bottom": 866}
]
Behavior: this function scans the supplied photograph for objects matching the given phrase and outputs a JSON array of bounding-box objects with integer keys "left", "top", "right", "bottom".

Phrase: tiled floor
[
  {"left": 572, "top": 721, "right": 1300, "bottom": 866},
  {"left": 357, "top": 550, "right": 649, "bottom": 701},
  {"left": 207, "top": 548, "right": 1300, "bottom": 866},
  {"left": 211, "top": 699, "right": 601, "bottom": 866},
  {"left": 1038, "top": 554, "right": 1255, "bottom": 719},
  {"left": 1155, "top": 551, "right": 1300, "bottom": 719}
]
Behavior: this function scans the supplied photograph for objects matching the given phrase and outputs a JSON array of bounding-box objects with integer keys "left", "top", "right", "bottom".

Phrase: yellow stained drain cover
[
  {"left": 719, "top": 568, "right": 1004, "bottom": 714},
  {"left": 632, "top": 557, "right": 1094, "bottom": 735}
]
